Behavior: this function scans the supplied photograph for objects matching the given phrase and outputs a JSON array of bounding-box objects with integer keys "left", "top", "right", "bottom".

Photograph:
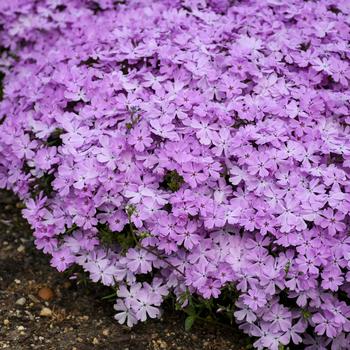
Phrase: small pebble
[
  {"left": 38, "top": 287, "right": 54, "bottom": 301},
  {"left": 14, "top": 279, "right": 21, "bottom": 284},
  {"left": 28, "top": 294, "right": 40, "bottom": 303},
  {"left": 102, "top": 329, "right": 110, "bottom": 336},
  {"left": 92, "top": 338, "right": 99, "bottom": 345},
  {"left": 16, "top": 297, "right": 26, "bottom": 306},
  {"left": 17, "top": 245, "right": 25, "bottom": 253},
  {"left": 63, "top": 281, "right": 71, "bottom": 289},
  {"left": 3, "top": 319, "right": 9, "bottom": 326},
  {"left": 17, "top": 325, "right": 25, "bottom": 331},
  {"left": 39, "top": 307, "right": 52, "bottom": 317}
]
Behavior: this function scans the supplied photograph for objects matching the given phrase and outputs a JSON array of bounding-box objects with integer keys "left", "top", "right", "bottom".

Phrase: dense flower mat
[{"left": 1, "top": 0, "right": 350, "bottom": 348}]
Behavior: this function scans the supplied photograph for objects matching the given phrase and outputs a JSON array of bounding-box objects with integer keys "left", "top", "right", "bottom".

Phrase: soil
[{"left": 0, "top": 190, "right": 252, "bottom": 350}]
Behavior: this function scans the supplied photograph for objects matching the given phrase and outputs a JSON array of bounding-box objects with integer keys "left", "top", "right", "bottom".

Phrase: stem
[
  {"left": 65, "top": 224, "right": 77, "bottom": 234},
  {"left": 127, "top": 218, "right": 185, "bottom": 277}
]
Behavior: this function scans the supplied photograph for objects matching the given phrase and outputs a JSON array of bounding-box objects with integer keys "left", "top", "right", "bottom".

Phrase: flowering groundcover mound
[{"left": 1, "top": 0, "right": 350, "bottom": 348}]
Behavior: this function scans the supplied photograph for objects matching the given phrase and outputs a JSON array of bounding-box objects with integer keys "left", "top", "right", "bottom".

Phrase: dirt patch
[{"left": 0, "top": 190, "right": 251, "bottom": 350}]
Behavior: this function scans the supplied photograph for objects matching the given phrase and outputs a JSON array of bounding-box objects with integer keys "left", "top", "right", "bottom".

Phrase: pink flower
[
  {"left": 50, "top": 248, "right": 75, "bottom": 272},
  {"left": 317, "top": 209, "right": 346, "bottom": 236},
  {"left": 247, "top": 153, "right": 273, "bottom": 177},
  {"left": 190, "top": 119, "right": 218, "bottom": 145},
  {"left": 182, "top": 162, "right": 207, "bottom": 188},
  {"left": 312, "top": 311, "right": 340, "bottom": 338},
  {"left": 243, "top": 289, "right": 267, "bottom": 311},
  {"left": 128, "top": 125, "right": 153, "bottom": 152},
  {"left": 124, "top": 248, "right": 156, "bottom": 274},
  {"left": 114, "top": 300, "right": 138, "bottom": 327}
]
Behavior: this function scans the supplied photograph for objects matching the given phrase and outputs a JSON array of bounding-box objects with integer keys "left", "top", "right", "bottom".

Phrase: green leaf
[
  {"left": 46, "top": 128, "right": 64, "bottom": 147},
  {"left": 185, "top": 315, "right": 196, "bottom": 331},
  {"left": 160, "top": 170, "right": 184, "bottom": 192},
  {"left": 186, "top": 303, "right": 197, "bottom": 316},
  {"left": 101, "top": 291, "right": 118, "bottom": 300},
  {"left": 301, "top": 309, "right": 311, "bottom": 319}
]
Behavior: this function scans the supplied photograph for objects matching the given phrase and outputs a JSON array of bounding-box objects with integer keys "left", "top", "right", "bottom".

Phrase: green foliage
[
  {"left": 125, "top": 106, "right": 141, "bottom": 130},
  {"left": 101, "top": 288, "right": 118, "bottom": 301},
  {"left": 63, "top": 265, "right": 90, "bottom": 287},
  {"left": 97, "top": 221, "right": 137, "bottom": 253},
  {"left": 278, "top": 345, "right": 291, "bottom": 350},
  {"left": 46, "top": 128, "right": 64, "bottom": 147},
  {"left": 98, "top": 223, "right": 117, "bottom": 247},
  {"left": 301, "top": 309, "right": 311, "bottom": 319},
  {"left": 176, "top": 284, "right": 240, "bottom": 332},
  {"left": 126, "top": 204, "right": 137, "bottom": 217},
  {"left": 115, "top": 225, "right": 137, "bottom": 252},
  {"left": 185, "top": 315, "right": 196, "bottom": 331},
  {"left": 284, "top": 261, "right": 291, "bottom": 273},
  {"left": 161, "top": 170, "right": 184, "bottom": 192},
  {"left": 31, "top": 172, "right": 55, "bottom": 198}
]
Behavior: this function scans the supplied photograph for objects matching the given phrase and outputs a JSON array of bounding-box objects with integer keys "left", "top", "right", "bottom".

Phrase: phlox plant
[{"left": 1, "top": 0, "right": 350, "bottom": 349}]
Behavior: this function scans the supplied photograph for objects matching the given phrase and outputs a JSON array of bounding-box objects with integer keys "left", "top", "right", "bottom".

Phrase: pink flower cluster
[{"left": 1, "top": 0, "right": 350, "bottom": 348}]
